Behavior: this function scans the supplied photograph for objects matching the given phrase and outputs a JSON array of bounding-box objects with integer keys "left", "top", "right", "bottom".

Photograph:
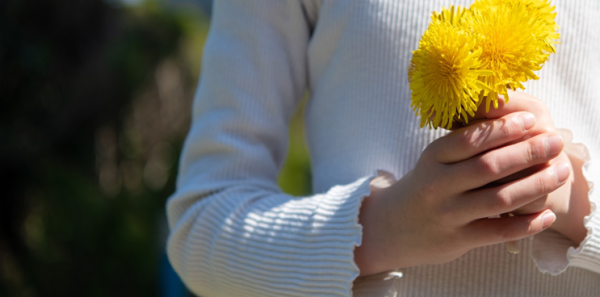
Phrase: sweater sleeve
[
  {"left": 165, "top": 1, "right": 370, "bottom": 296},
  {"left": 569, "top": 165, "right": 600, "bottom": 273},
  {"left": 532, "top": 129, "right": 600, "bottom": 275}
]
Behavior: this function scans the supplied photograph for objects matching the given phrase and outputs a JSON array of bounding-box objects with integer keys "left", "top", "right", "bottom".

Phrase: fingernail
[
  {"left": 519, "top": 113, "right": 535, "bottom": 130},
  {"left": 555, "top": 162, "right": 570, "bottom": 183},
  {"left": 542, "top": 210, "right": 556, "bottom": 229},
  {"left": 546, "top": 135, "right": 563, "bottom": 156}
]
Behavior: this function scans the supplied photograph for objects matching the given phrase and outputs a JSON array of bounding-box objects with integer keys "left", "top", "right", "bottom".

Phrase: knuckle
[
  {"left": 523, "top": 141, "right": 537, "bottom": 162},
  {"left": 497, "top": 117, "right": 514, "bottom": 137},
  {"left": 422, "top": 141, "right": 438, "bottom": 161},
  {"left": 525, "top": 138, "right": 546, "bottom": 160},
  {"left": 534, "top": 174, "right": 552, "bottom": 194},
  {"left": 477, "top": 155, "right": 501, "bottom": 176},
  {"left": 492, "top": 190, "right": 513, "bottom": 213}
]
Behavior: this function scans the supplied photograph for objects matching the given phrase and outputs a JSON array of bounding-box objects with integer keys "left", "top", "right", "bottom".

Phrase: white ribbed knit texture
[{"left": 167, "top": 0, "right": 600, "bottom": 296}]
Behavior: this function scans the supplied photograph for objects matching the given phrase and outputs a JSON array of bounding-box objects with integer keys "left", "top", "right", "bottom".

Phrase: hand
[
  {"left": 467, "top": 91, "right": 590, "bottom": 244},
  {"left": 355, "top": 110, "right": 566, "bottom": 276}
]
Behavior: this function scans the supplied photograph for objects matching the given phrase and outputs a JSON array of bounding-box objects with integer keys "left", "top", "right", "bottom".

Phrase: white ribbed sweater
[{"left": 166, "top": 0, "right": 600, "bottom": 296}]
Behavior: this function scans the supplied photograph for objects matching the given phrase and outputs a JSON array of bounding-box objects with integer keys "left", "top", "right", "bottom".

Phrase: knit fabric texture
[{"left": 166, "top": 0, "right": 600, "bottom": 296}]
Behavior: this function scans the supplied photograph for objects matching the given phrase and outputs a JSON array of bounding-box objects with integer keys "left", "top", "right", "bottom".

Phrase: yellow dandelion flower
[
  {"left": 465, "top": 0, "right": 560, "bottom": 111},
  {"left": 409, "top": 13, "right": 492, "bottom": 129},
  {"left": 431, "top": 5, "right": 468, "bottom": 27},
  {"left": 472, "top": 0, "right": 560, "bottom": 54}
]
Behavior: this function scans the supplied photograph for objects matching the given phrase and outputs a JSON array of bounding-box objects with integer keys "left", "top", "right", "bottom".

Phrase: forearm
[{"left": 168, "top": 179, "right": 373, "bottom": 296}]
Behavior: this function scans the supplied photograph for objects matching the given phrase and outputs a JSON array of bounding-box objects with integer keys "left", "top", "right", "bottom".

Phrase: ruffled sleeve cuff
[
  {"left": 167, "top": 171, "right": 397, "bottom": 297},
  {"left": 532, "top": 129, "right": 600, "bottom": 275},
  {"left": 568, "top": 183, "right": 600, "bottom": 273}
]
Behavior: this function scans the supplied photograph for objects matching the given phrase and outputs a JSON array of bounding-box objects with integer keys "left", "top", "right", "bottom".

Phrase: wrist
[
  {"left": 354, "top": 173, "right": 425, "bottom": 276},
  {"left": 549, "top": 154, "right": 590, "bottom": 245},
  {"left": 354, "top": 185, "right": 393, "bottom": 276}
]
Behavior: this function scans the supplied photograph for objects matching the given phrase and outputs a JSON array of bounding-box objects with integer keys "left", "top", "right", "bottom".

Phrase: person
[{"left": 166, "top": 0, "right": 600, "bottom": 296}]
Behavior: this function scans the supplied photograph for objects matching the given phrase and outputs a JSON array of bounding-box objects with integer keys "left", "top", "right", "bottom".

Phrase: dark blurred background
[{"left": 0, "top": 0, "right": 311, "bottom": 296}]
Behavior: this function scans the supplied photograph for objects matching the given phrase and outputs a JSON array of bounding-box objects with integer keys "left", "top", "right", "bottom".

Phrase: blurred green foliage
[
  {"left": 278, "top": 98, "right": 312, "bottom": 197},
  {"left": 0, "top": 0, "right": 311, "bottom": 296},
  {"left": 0, "top": 0, "right": 208, "bottom": 295}
]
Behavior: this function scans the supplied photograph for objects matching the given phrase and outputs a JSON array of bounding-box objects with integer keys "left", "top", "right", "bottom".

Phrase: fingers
[
  {"left": 465, "top": 210, "right": 556, "bottom": 246},
  {"left": 427, "top": 112, "right": 536, "bottom": 164},
  {"left": 458, "top": 162, "right": 570, "bottom": 219},
  {"left": 471, "top": 91, "right": 555, "bottom": 134},
  {"left": 443, "top": 133, "right": 564, "bottom": 191}
]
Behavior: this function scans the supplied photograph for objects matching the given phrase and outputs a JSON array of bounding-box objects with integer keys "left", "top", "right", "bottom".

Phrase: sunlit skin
[
  {"left": 355, "top": 92, "right": 590, "bottom": 277},
  {"left": 370, "top": 0, "right": 574, "bottom": 277},
  {"left": 468, "top": 93, "right": 590, "bottom": 245}
]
